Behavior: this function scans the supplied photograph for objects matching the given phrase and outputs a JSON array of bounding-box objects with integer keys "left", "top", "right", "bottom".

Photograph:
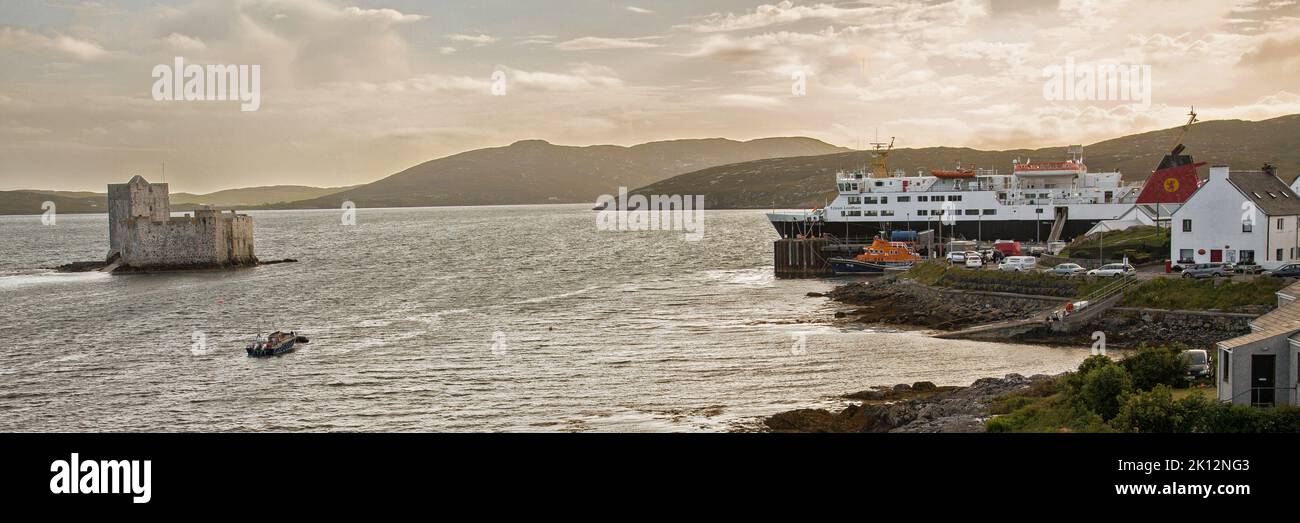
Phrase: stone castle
[{"left": 107, "top": 175, "right": 257, "bottom": 269}]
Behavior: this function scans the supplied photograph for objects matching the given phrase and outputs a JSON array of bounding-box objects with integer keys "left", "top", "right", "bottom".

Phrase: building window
[
  {"left": 1278, "top": 248, "right": 1284, "bottom": 261},
  {"left": 1279, "top": 218, "right": 1285, "bottom": 230},
  {"left": 864, "top": 197, "right": 878, "bottom": 204},
  {"left": 880, "top": 197, "right": 888, "bottom": 204},
  {"left": 917, "top": 210, "right": 928, "bottom": 216},
  {"left": 1241, "top": 250, "right": 1254, "bottom": 263},
  {"left": 1182, "top": 219, "right": 1192, "bottom": 232},
  {"left": 982, "top": 209, "right": 996, "bottom": 215},
  {"left": 1179, "top": 249, "right": 1194, "bottom": 263},
  {"left": 897, "top": 196, "right": 911, "bottom": 202},
  {"left": 947, "top": 195, "right": 962, "bottom": 201},
  {"left": 964, "top": 209, "right": 978, "bottom": 215},
  {"left": 1243, "top": 220, "right": 1253, "bottom": 233},
  {"left": 847, "top": 196, "right": 861, "bottom": 205},
  {"left": 1222, "top": 351, "right": 1230, "bottom": 383},
  {"left": 918, "top": 196, "right": 929, "bottom": 202},
  {"left": 880, "top": 210, "right": 894, "bottom": 217}
]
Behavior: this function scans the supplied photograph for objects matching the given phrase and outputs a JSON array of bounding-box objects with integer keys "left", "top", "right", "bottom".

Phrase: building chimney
[{"left": 1209, "top": 165, "right": 1229, "bottom": 184}]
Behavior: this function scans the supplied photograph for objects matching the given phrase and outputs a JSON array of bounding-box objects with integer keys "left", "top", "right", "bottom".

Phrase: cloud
[
  {"left": 507, "top": 64, "right": 624, "bottom": 90},
  {"left": 0, "top": 27, "right": 109, "bottom": 61},
  {"left": 554, "top": 36, "right": 661, "bottom": 50},
  {"left": 446, "top": 33, "right": 497, "bottom": 45},
  {"left": 161, "top": 32, "right": 207, "bottom": 52},
  {"left": 718, "top": 94, "right": 783, "bottom": 107},
  {"left": 342, "top": 6, "right": 426, "bottom": 23},
  {"left": 151, "top": 0, "right": 429, "bottom": 84},
  {"left": 676, "top": 0, "right": 885, "bottom": 32}
]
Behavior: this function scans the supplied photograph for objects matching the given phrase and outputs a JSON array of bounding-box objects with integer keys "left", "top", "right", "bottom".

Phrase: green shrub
[
  {"left": 1080, "top": 365, "right": 1132, "bottom": 421},
  {"left": 1120, "top": 344, "right": 1188, "bottom": 390},
  {"left": 1114, "top": 385, "right": 1179, "bottom": 432},
  {"left": 986, "top": 394, "right": 1109, "bottom": 433},
  {"left": 990, "top": 395, "right": 1039, "bottom": 415},
  {"left": 1077, "top": 355, "right": 1115, "bottom": 376}
]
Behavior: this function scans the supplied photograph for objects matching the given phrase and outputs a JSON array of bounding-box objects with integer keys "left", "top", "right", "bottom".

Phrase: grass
[
  {"left": 1171, "top": 387, "right": 1216, "bottom": 401},
  {"left": 902, "top": 261, "right": 1117, "bottom": 298},
  {"left": 986, "top": 394, "right": 1112, "bottom": 433},
  {"left": 1059, "top": 225, "right": 1170, "bottom": 263},
  {"left": 906, "top": 259, "right": 1286, "bottom": 311},
  {"left": 1120, "top": 277, "right": 1286, "bottom": 311}
]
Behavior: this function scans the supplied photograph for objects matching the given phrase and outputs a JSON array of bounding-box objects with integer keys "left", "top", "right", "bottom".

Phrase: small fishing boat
[
  {"left": 829, "top": 237, "right": 923, "bottom": 274},
  {"left": 245, "top": 331, "right": 302, "bottom": 357}
]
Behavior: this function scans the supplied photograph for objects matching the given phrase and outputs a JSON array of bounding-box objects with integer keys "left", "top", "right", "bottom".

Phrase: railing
[
  {"left": 1226, "top": 386, "right": 1298, "bottom": 407},
  {"left": 1081, "top": 274, "right": 1140, "bottom": 303}
]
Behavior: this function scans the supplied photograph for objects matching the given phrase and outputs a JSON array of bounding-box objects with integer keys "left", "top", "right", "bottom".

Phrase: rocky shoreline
[
  {"left": 825, "top": 277, "right": 1062, "bottom": 331},
  {"left": 824, "top": 276, "right": 1252, "bottom": 349},
  {"left": 765, "top": 374, "right": 1055, "bottom": 433},
  {"left": 762, "top": 276, "right": 1258, "bottom": 433}
]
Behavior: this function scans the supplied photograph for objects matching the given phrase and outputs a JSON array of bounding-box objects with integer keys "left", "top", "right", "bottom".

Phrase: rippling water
[{"left": 0, "top": 206, "right": 1089, "bottom": 431}]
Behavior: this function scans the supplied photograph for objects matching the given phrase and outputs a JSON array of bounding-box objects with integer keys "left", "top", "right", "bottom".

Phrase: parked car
[
  {"left": 964, "top": 252, "right": 983, "bottom": 269},
  {"left": 998, "top": 256, "right": 1038, "bottom": 272},
  {"left": 1087, "top": 263, "right": 1135, "bottom": 277},
  {"left": 1263, "top": 264, "right": 1300, "bottom": 278},
  {"left": 1181, "top": 349, "right": 1212, "bottom": 379},
  {"left": 946, "top": 251, "right": 967, "bottom": 264},
  {"left": 1181, "top": 263, "right": 1231, "bottom": 279},
  {"left": 1048, "top": 263, "right": 1087, "bottom": 276},
  {"left": 1234, "top": 262, "right": 1263, "bottom": 274}
]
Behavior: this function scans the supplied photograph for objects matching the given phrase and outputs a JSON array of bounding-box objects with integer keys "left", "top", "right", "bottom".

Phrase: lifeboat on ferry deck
[
  {"left": 932, "top": 162, "right": 976, "bottom": 179},
  {"left": 931, "top": 168, "right": 976, "bottom": 179}
]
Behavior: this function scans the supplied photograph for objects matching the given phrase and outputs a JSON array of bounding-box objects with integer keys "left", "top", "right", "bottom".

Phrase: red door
[{"left": 1211, "top": 249, "right": 1223, "bottom": 262}]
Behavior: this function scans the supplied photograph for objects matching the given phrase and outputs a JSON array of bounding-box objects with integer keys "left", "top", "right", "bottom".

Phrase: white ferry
[{"left": 767, "top": 115, "right": 1202, "bottom": 244}]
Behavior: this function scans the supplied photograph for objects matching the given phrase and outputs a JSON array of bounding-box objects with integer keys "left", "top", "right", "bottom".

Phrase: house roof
[
  {"left": 1279, "top": 280, "right": 1300, "bottom": 300},
  {"left": 1224, "top": 300, "right": 1300, "bottom": 348},
  {"left": 1227, "top": 170, "right": 1300, "bottom": 216}
]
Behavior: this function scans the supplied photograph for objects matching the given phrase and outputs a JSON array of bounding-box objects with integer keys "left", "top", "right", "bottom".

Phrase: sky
[{"left": 1, "top": 0, "right": 1299, "bottom": 192}]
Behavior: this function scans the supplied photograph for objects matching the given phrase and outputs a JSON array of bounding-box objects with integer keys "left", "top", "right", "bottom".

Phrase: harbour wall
[{"left": 774, "top": 238, "right": 833, "bottom": 278}]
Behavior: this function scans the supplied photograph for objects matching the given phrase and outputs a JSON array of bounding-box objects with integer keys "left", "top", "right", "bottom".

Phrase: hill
[
  {"left": 630, "top": 114, "right": 1300, "bottom": 209},
  {"left": 0, "top": 185, "right": 353, "bottom": 215},
  {"left": 271, "top": 137, "right": 849, "bottom": 209}
]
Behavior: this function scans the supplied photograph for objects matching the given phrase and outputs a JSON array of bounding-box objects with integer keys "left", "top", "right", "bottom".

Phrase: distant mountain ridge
[
  {"left": 0, "top": 185, "right": 353, "bottom": 215},
  {"left": 268, "top": 137, "right": 850, "bottom": 209},
  {"left": 629, "top": 114, "right": 1300, "bottom": 209},
  {"left": 5, "top": 115, "right": 1297, "bottom": 214}
]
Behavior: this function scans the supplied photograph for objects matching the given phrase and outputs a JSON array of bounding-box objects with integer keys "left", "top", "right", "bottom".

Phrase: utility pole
[{"left": 1099, "top": 229, "right": 1104, "bottom": 265}]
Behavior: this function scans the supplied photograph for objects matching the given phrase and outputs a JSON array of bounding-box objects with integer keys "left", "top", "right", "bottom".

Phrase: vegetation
[
  {"left": 903, "top": 261, "right": 1113, "bottom": 298},
  {"left": 1119, "top": 277, "right": 1285, "bottom": 312},
  {"left": 905, "top": 260, "right": 1285, "bottom": 311},
  {"left": 1059, "top": 226, "right": 1169, "bottom": 264},
  {"left": 987, "top": 345, "right": 1300, "bottom": 433}
]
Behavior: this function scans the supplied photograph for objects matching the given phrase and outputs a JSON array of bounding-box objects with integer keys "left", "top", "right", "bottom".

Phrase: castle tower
[{"left": 106, "top": 175, "right": 170, "bottom": 259}]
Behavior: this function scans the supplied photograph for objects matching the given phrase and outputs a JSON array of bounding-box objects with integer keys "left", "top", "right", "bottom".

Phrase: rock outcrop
[
  {"left": 827, "top": 279, "right": 1060, "bottom": 330},
  {"left": 764, "top": 374, "right": 1053, "bottom": 433}
]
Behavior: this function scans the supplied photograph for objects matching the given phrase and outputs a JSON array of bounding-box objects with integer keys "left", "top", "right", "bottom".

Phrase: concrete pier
[{"left": 773, "top": 238, "right": 833, "bottom": 278}]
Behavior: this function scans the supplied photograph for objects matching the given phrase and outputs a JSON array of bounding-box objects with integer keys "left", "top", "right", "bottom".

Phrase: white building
[
  {"left": 1170, "top": 166, "right": 1300, "bottom": 269},
  {"left": 1217, "top": 281, "right": 1300, "bottom": 406}
]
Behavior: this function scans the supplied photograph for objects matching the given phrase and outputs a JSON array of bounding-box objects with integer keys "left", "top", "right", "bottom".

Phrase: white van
[{"left": 998, "top": 256, "right": 1038, "bottom": 272}]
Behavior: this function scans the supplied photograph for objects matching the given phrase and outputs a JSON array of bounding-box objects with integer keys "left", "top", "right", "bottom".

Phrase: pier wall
[{"left": 774, "top": 238, "right": 833, "bottom": 278}]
